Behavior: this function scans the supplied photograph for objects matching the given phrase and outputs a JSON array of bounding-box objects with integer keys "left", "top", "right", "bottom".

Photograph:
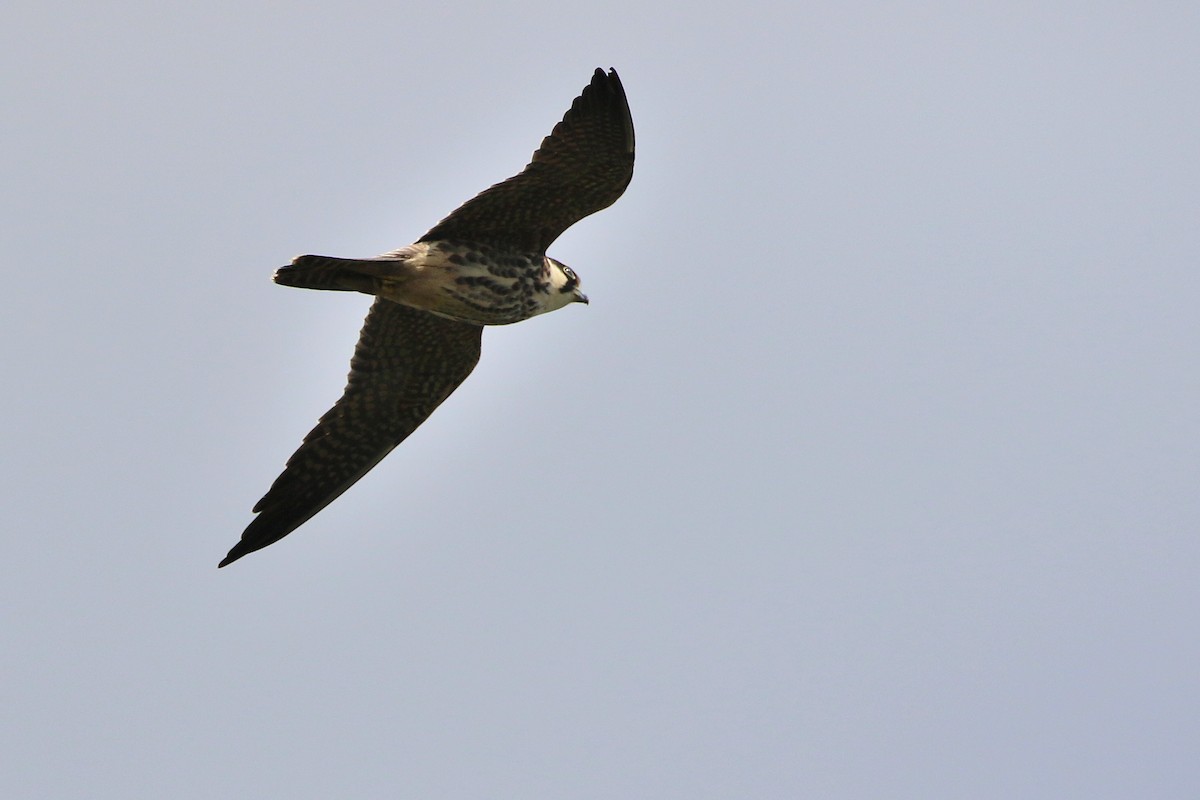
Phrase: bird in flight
[{"left": 220, "top": 68, "right": 634, "bottom": 567}]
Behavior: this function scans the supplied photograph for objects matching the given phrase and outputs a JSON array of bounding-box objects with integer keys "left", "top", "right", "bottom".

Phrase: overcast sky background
[{"left": 3, "top": 2, "right": 1198, "bottom": 797}]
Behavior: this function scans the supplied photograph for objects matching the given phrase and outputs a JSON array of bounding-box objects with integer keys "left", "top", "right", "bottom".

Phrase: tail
[{"left": 273, "top": 255, "right": 402, "bottom": 294}]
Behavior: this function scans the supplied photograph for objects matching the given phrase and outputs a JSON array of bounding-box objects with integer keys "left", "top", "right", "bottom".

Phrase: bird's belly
[{"left": 378, "top": 264, "right": 546, "bottom": 326}]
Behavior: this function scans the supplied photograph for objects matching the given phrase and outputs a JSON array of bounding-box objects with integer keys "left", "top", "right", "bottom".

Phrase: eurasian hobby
[{"left": 219, "top": 68, "right": 634, "bottom": 567}]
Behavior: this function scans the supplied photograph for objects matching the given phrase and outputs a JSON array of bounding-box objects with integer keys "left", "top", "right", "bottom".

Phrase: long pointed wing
[
  {"left": 221, "top": 300, "right": 482, "bottom": 567},
  {"left": 418, "top": 68, "right": 635, "bottom": 253}
]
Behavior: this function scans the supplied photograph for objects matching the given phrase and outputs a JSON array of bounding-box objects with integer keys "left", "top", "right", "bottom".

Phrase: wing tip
[
  {"left": 588, "top": 66, "right": 625, "bottom": 98},
  {"left": 584, "top": 67, "right": 633, "bottom": 151},
  {"left": 219, "top": 505, "right": 302, "bottom": 568},
  {"left": 217, "top": 545, "right": 245, "bottom": 569}
]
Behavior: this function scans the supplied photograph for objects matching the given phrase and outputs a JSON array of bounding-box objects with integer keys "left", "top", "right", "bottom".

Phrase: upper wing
[
  {"left": 220, "top": 299, "right": 483, "bottom": 567},
  {"left": 418, "top": 67, "right": 635, "bottom": 253}
]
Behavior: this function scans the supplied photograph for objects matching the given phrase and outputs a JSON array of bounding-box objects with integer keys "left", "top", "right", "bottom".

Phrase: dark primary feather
[
  {"left": 219, "top": 300, "right": 482, "bottom": 567},
  {"left": 418, "top": 68, "right": 635, "bottom": 253}
]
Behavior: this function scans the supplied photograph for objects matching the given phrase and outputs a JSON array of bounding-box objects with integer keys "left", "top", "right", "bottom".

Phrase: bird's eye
[{"left": 559, "top": 265, "right": 578, "bottom": 292}]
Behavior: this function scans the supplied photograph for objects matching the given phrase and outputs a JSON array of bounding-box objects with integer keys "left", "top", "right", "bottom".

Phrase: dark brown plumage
[
  {"left": 220, "top": 68, "right": 633, "bottom": 567},
  {"left": 220, "top": 302, "right": 481, "bottom": 567},
  {"left": 420, "top": 67, "right": 634, "bottom": 252}
]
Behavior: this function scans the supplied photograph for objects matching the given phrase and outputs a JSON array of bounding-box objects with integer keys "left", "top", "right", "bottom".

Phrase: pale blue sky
[{"left": 3, "top": 2, "right": 1198, "bottom": 797}]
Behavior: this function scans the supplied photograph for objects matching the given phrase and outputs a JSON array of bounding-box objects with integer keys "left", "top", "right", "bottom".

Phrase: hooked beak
[{"left": 574, "top": 291, "right": 589, "bottom": 305}]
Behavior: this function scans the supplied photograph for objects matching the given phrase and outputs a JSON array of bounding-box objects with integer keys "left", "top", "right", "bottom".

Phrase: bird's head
[{"left": 547, "top": 257, "right": 588, "bottom": 308}]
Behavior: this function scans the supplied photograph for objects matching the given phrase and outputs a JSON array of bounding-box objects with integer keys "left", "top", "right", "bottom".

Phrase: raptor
[{"left": 220, "top": 68, "right": 634, "bottom": 567}]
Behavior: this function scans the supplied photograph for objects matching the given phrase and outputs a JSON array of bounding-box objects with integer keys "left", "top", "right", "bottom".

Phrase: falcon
[{"left": 219, "top": 68, "right": 634, "bottom": 567}]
